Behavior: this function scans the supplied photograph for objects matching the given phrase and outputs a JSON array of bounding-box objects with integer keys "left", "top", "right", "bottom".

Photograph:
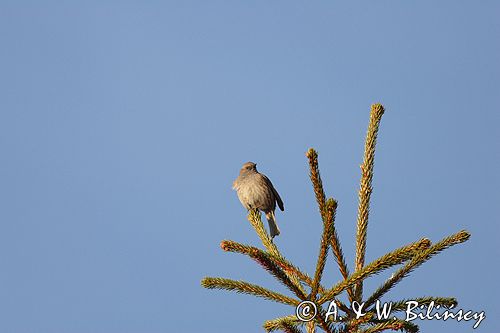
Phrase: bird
[{"left": 232, "top": 162, "right": 284, "bottom": 238}]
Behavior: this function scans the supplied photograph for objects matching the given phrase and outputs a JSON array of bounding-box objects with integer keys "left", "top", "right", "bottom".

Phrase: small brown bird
[{"left": 232, "top": 162, "right": 284, "bottom": 238}]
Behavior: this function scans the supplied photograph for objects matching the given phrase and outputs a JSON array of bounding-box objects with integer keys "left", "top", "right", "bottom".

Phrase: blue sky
[{"left": 0, "top": 1, "right": 498, "bottom": 332}]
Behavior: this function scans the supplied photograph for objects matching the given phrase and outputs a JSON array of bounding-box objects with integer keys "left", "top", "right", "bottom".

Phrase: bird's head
[{"left": 241, "top": 161, "right": 257, "bottom": 172}]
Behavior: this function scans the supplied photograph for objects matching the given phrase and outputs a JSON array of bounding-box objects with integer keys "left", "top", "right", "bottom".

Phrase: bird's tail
[{"left": 265, "top": 211, "right": 280, "bottom": 238}]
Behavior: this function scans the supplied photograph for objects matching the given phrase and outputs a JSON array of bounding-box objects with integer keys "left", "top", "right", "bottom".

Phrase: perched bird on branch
[{"left": 233, "top": 162, "right": 284, "bottom": 238}]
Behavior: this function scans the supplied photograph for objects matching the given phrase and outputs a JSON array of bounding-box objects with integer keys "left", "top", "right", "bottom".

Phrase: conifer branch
[
  {"left": 307, "top": 148, "right": 327, "bottom": 215},
  {"left": 264, "top": 315, "right": 304, "bottom": 332},
  {"left": 328, "top": 222, "right": 352, "bottom": 301},
  {"left": 355, "top": 103, "right": 385, "bottom": 301},
  {"left": 364, "top": 230, "right": 470, "bottom": 307},
  {"left": 357, "top": 237, "right": 431, "bottom": 281},
  {"left": 361, "top": 319, "right": 418, "bottom": 333},
  {"left": 201, "top": 277, "right": 300, "bottom": 306},
  {"left": 306, "top": 321, "right": 316, "bottom": 333},
  {"left": 248, "top": 209, "right": 278, "bottom": 254},
  {"left": 220, "top": 241, "right": 306, "bottom": 298},
  {"left": 319, "top": 237, "right": 431, "bottom": 304},
  {"left": 266, "top": 312, "right": 337, "bottom": 333},
  {"left": 220, "top": 240, "right": 310, "bottom": 287},
  {"left": 220, "top": 240, "right": 351, "bottom": 314},
  {"left": 264, "top": 316, "right": 305, "bottom": 333},
  {"left": 283, "top": 324, "right": 305, "bottom": 333},
  {"left": 307, "top": 148, "right": 354, "bottom": 302},
  {"left": 248, "top": 210, "right": 306, "bottom": 295},
  {"left": 311, "top": 198, "right": 337, "bottom": 298},
  {"left": 250, "top": 248, "right": 307, "bottom": 299}
]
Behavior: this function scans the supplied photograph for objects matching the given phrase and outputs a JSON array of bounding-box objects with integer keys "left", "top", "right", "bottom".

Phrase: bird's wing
[{"left": 262, "top": 174, "right": 284, "bottom": 211}]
